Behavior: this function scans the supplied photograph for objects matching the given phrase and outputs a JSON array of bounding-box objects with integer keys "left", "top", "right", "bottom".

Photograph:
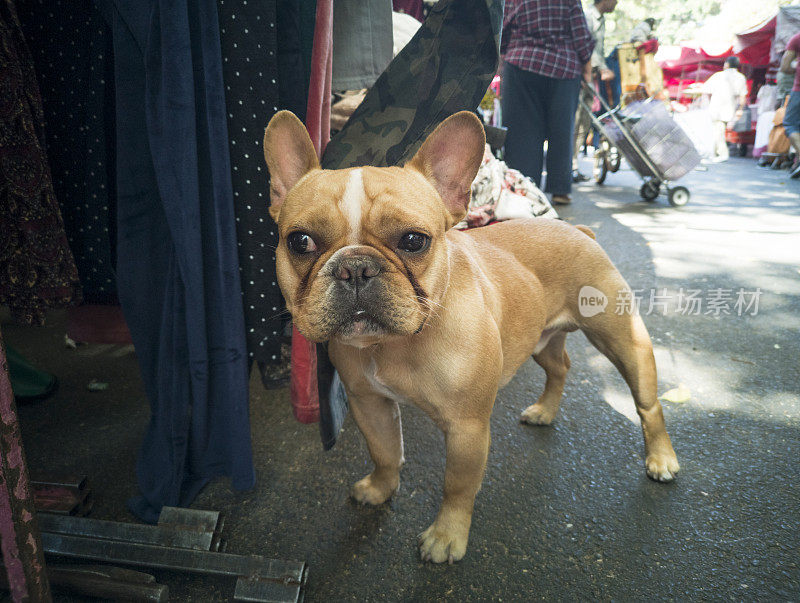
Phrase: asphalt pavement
[{"left": 5, "top": 153, "right": 799, "bottom": 601}]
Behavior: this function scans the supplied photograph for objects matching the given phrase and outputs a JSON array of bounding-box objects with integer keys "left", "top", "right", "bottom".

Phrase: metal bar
[
  {"left": 0, "top": 328, "right": 52, "bottom": 602},
  {"left": 41, "top": 533, "right": 306, "bottom": 584},
  {"left": 157, "top": 506, "right": 220, "bottom": 536},
  {"left": 210, "top": 514, "right": 226, "bottom": 552},
  {"left": 0, "top": 565, "right": 167, "bottom": 602},
  {"left": 235, "top": 571, "right": 308, "bottom": 603},
  {"left": 33, "top": 493, "right": 80, "bottom": 516},
  {"left": 39, "top": 513, "right": 214, "bottom": 551},
  {"left": 33, "top": 484, "right": 91, "bottom": 516},
  {"left": 30, "top": 476, "right": 87, "bottom": 492},
  {"left": 65, "top": 564, "right": 157, "bottom": 583}
]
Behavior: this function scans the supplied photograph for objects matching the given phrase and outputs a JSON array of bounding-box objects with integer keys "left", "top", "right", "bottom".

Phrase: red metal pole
[{"left": 0, "top": 327, "right": 51, "bottom": 602}]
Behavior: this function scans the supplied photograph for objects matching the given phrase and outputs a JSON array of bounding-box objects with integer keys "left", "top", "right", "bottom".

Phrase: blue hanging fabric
[{"left": 99, "top": 0, "right": 254, "bottom": 523}]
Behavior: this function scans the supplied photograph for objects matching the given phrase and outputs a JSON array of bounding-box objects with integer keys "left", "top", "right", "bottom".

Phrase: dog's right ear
[{"left": 263, "top": 110, "right": 320, "bottom": 222}]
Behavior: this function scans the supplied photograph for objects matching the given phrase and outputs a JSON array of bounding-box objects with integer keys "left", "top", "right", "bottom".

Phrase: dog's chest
[{"left": 362, "top": 357, "right": 410, "bottom": 406}]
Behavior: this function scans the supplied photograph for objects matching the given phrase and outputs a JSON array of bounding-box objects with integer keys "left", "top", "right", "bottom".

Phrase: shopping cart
[{"left": 579, "top": 80, "right": 700, "bottom": 206}]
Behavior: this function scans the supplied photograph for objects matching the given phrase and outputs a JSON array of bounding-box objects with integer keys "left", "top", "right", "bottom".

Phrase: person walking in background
[
  {"left": 572, "top": 0, "right": 618, "bottom": 182},
  {"left": 779, "top": 31, "right": 800, "bottom": 178},
  {"left": 629, "top": 18, "right": 656, "bottom": 44},
  {"left": 501, "top": 0, "right": 594, "bottom": 205},
  {"left": 703, "top": 56, "right": 748, "bottom": 163}
]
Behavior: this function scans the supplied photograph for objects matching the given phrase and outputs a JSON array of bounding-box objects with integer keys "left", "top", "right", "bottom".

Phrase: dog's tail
[{"left": 575, "top": 224, "right": 596, "bottom": 240}]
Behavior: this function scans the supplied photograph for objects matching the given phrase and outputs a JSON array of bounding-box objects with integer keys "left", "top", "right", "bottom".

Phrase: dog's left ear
[
  {"left": 263, "top": 110, "right": 320, "bottom": 222},
  {"left": 407, "top": 111, "right": 485, "bottom": 224}
]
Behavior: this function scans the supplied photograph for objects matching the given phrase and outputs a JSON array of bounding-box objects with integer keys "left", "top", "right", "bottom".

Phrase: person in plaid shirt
[{"left": 501, "top": 0, "right": 595, "bottom": 205}]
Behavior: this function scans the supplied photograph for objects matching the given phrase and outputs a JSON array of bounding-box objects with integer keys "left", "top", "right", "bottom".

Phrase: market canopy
[
  {"left": 772, "top": 5, "right": 800, "bottom": 63},
  {"left": 656, "top": 44, "right": 733, "bottom": 80},
  {"left": 734, "top": 16, "right": 776, "bottom": 67}
]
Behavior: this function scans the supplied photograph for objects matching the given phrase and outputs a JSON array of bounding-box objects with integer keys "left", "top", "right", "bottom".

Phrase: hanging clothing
[
  {"left": 100, "top": 0, "right": 254, "bottom": 523},
  {"left": 18, "top": 0, "right": 118, "bottom": 304},
  {"left": 218, "top": 0, "right": 307, "bottom": 367},
  {"left": 0, "top": 1, "right": 81, "bottom": 325},
  {"left": 331, "top": 0, "right": 393, "bottom": 92},
  {"left": 322, "top": 0, "right": 503, "bottom": 170}
]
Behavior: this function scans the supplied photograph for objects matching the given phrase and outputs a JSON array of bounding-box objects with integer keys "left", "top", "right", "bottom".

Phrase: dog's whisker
[
  {"left": 416, "top": 305, "right": 440, "bottom": 322},
  {"left": 414, "top": 294, "right": 442, "bottom": 309},
  {"left": 265, "top": 309, "right": 292, "bottom": 321},
  {"left": 415, "top": 296, "right": 446, "bottom": 321},
  {"left": 418, "top": 296, "right": 447, "bottom": 311}
]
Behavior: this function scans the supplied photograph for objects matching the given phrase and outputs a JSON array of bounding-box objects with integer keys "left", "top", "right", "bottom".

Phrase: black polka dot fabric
[
  {"left": 218, "top": 0, "right": 288, "bottom": 365},
  {"left": 19, "top": 0, "right": 117, "bottom": 303}
]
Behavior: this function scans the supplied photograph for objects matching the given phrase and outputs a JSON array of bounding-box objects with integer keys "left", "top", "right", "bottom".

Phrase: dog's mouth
[{"left": 335, "top": 308, "right": 390, "bottom": 340}]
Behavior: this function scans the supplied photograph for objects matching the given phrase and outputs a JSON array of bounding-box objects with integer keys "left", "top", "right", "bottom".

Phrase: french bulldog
[{"left": 263, "top": 110, "right": 679, "bottom": 564}]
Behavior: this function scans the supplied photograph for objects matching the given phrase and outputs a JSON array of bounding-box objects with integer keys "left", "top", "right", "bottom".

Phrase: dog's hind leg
[
  {"left": 521, "top": 331, "right": 570, "bottom": 425},
  {"left": 581, "top": 312, "right": 679, "bottom": 482}
]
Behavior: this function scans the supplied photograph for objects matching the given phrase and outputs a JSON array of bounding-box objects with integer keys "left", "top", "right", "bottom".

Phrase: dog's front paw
[
  {"left": 520, "top": 403, "right": 557, "bottom": 426},
  {"left": 418, "top": 517, "right": 469, "bottom": 564},
  {"left": 645, "top": 453, "right": 680, "bottom": 482},
  {"left": 351, "top": 473, "right": 398, "bottom": 506}
]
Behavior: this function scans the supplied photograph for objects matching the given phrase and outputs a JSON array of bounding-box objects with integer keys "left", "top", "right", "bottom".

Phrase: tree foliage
[{"left": 592, "top": 0, "right": 798, "bottom": 48}]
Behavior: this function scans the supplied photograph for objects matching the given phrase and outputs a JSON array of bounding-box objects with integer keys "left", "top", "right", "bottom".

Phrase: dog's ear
[
  {"left": 263, "top": 110, "right": 320, "bottom": 222},
  {"left": 407, "top": 111, "right": 485, "bottom": 224}
]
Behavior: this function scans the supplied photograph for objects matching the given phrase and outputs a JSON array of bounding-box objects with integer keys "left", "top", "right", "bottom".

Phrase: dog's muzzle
[
  {"left": 327, "top": 254, "right": 390, "bottom": 338},
  {"left": 332, "top": 255, "right": 382, "bottom": 296}
]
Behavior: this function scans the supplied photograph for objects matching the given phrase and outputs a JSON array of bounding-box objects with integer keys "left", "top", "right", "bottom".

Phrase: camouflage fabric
[
  {"left": 316, "top": 0, "right": 504, "bottom": 449},
  {"left": 321, "top": 0, "right": 503, "bottom": 170}
]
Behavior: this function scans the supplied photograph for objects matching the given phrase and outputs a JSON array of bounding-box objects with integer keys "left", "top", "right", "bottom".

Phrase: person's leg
[
  {"left": 572, "top": 88, "right": 592, "bottom": 176},
  {"left": 544, "top": 76, "right": 581, "bottom": 197},
  {"left": 783, "top": 91, "right": 800, "bottom": 177},
  {"left": 572, "top": 105, "right": 583, "bottom": 170},
  {"left": 718, "top": 120, "right": 730, "bottom": 161},
  {"left": 711, "top": 120, "right": 728, "bottom": 161},
  {"left": 502, "top": 62, "right": 546, "bottom": 187}
]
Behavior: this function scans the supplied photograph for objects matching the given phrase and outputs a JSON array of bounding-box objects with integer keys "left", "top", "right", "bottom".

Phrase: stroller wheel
[
  {"left": 640, "top": 180, "right": 660, "bottom": 201},
  {"left": 594, "top": 153, "right": 608, "bottom": 184},
  {"left": 668, "top": 186, "right": 690, "bottom": 207},
  {"left": 608, "top": 146, "right": 621, "bottom": 172}
]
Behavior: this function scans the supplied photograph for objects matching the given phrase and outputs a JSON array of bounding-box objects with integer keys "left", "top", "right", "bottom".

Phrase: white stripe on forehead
[{"left": 340, "top": 168, "right": 365, "bottom": 243}]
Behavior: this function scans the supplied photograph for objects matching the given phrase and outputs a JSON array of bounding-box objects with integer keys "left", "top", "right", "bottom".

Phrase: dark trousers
[{"left": 501, "top": 61, "right": 580, "bottom": 195}]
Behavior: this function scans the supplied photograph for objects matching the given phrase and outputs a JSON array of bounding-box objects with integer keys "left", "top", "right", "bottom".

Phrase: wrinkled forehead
[{"left": 279, "top": 166, "right": 446, "bottom": 239}]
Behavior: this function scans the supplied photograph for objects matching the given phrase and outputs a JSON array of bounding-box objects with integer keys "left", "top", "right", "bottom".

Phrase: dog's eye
[
  {"left": 286, "top": 232, "right": 317, "bottom": 254},
  {"left": 398, "top": 232, "right": 430, "bottom": 253}
]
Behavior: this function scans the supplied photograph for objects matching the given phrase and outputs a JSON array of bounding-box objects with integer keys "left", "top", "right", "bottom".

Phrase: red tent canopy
[
  {"left": 734, "top": 16, "right": 776, "bottom": 67},
  {"left": 658, "top": 45, "right": 734, "bottom": 80}
]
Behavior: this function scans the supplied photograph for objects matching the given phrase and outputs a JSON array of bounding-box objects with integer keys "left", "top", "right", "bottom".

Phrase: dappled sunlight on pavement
[{"left": 565, "top": 154, "right": 799, "bottom": 426}]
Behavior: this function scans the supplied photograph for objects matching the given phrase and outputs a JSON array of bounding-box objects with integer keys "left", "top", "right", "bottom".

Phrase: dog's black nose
[{"left": 333, "top": 256, "right": 381, "bottom": 293}]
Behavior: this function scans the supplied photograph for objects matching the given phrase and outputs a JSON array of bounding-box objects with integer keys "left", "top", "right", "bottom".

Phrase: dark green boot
[{"left": 6, "top": 345, "right": 57, "bottom": 401}]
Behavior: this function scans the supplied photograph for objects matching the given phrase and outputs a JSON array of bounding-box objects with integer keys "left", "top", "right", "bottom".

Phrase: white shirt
[
  {"left": 703, "top": 68, "right": 748, "bottom": 123},
  {"left": 587, "top": 6, "right": 608, "bottom": 71},
  {"left": 629, "top": 22, "right": 652, "bottom": 43}
]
